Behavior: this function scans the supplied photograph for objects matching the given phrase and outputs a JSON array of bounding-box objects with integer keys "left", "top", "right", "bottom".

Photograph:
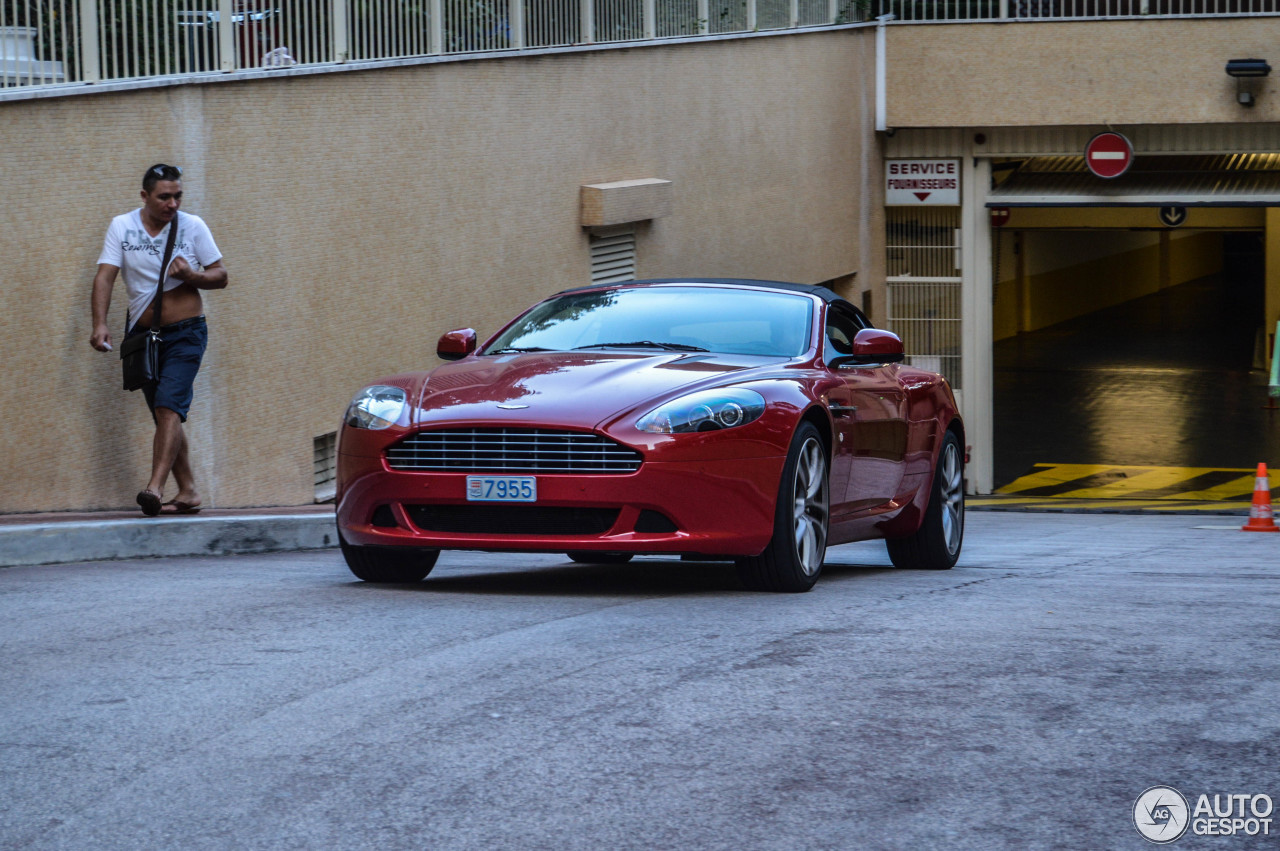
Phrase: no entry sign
[{"left": 1085, "top": 132, "right": 1133, "bottom": 179}]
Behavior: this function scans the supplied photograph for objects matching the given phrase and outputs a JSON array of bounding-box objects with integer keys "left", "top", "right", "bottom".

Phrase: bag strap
[{"left": 146, "top": 211, "right": 182, "bottom": 334}]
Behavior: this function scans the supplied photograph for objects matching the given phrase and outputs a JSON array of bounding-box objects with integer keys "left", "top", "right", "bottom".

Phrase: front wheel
[
  {"left": 736, "top": 422, "right": 829, "bottom": 592},
  {"left": 339, "top": 531, "right": 439, "bottom": 583},
  {"left": 886, "top": 431, "right": 964, "bottom": 570}
]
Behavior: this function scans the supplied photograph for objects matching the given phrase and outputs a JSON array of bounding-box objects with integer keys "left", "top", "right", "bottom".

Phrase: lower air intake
[{"left": 406, "top": 505, "right": 620, "bottom": 536}]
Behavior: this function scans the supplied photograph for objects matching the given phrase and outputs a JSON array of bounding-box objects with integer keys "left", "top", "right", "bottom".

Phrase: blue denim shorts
[{"left": 125, "top": 316, "right": 208, "bottom": 422}]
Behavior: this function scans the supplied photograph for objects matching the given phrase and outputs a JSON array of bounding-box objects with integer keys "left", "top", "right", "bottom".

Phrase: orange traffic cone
[{"left": 1242, "top": 462, "right": 1279, "bottom": 532}]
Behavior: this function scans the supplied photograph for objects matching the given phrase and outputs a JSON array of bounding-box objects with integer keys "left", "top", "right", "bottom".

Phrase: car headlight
[
  {"left": 636, "top": 388, "right": 766, "bottom": 434},
  {"left": 345, "top": 385, "right": 408, "bottom": 430}
]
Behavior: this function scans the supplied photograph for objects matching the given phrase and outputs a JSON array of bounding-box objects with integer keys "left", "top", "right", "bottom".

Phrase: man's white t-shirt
[{"left": 97, "top": 209, "right": 222, "bottom": 330}]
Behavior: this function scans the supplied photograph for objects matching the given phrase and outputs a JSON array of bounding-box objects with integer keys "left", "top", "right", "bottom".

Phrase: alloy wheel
[
  {"left": 792, "top": 436, "right": 829, "bottom": 576},
  {"left": 939, "top": 441, "right": 964, "bottom": 556}
]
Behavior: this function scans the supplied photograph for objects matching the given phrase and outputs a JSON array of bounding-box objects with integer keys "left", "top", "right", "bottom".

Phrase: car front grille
[
  {"left": 386, "top": 428, "right": 642, "bottom": 474},
  {"left": 406, "top": 505, "right": 621, "bottom": 535}
]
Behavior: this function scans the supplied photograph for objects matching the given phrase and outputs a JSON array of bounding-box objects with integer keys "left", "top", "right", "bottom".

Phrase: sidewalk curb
[
  {"left": 0, "top": 513, "right": 338, "bottom": 568},
  {"left": 3, "top": 498, "right": 1248, "bottom": 569}
]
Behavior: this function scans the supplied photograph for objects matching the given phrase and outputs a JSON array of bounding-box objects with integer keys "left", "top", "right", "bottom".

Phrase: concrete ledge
[
  {"left": 0, "top": 512, "right": 338, "bottom": 568},
  {"left": 580, "top": 178, "right": 672, "bottom": 227}
]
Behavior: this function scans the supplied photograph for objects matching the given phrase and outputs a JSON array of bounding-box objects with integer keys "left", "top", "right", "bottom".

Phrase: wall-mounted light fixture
[{"left": 1226, "top": 58, "right": 1271, "bottom": 107}]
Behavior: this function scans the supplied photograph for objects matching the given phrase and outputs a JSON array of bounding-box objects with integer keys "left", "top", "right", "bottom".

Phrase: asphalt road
[{"left": 2, "top": 513, "right": 1278, "bottom": 850}]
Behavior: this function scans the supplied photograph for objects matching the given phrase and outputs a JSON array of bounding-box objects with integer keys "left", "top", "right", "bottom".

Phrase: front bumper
[{"left": 336, "top": 453, "right": 784, "bottom": 557}]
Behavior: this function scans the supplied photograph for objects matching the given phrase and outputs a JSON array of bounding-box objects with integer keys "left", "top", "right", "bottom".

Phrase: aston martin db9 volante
[{"left": 336, "top": 279, "right": 964, "bottom": 592}]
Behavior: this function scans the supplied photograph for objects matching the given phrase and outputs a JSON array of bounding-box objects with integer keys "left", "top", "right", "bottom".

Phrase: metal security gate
[{"left": 885, "top": 207, "right": 963, "bottom": 389}]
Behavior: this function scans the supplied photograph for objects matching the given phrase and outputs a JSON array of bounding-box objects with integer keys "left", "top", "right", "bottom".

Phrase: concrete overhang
[
  {"left": 580, "top": 178, "right": 672, "bottom": 227},
  {"left": 884, "top": 17, "right": 1280, "bottom": 128},
  {"left": 988, "top": 154, "right": 1280, "bottom": 206}
]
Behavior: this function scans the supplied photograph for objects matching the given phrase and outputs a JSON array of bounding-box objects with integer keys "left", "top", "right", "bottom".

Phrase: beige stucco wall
[
  {"left": 0, "top": 30, "right": 879, "bottom": 513},
  {"left": 885, "top": 17, "right": 1280, "bottom": 128}
]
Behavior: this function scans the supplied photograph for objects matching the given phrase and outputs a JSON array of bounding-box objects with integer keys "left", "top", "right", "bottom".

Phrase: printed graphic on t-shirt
[{"left": 119, "top": 226, "right": 192, "bottom": 262}]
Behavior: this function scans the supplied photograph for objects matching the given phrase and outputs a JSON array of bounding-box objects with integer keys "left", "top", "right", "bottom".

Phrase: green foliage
[{"left": 836, "top": 0, "right": 870, "bottom": 21}]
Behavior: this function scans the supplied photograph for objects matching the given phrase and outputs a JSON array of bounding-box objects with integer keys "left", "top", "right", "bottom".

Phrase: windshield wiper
[
  {"left": 574, "top": 341, "right": 708, "bottom": 352},
  {"left": 488, "top": 346, "right": 554, "bottom": 354}
]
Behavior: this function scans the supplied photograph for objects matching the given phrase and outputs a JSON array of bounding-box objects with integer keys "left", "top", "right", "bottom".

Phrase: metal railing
[
  {"left": 7, "top": 0, "right": 1275, "bottom": 91},
  {"left": 0, "top": 0, "right": 871, "bottom": 89},
  {"left": 871, "top": 0, "right": 1280, "bottom": 20}
]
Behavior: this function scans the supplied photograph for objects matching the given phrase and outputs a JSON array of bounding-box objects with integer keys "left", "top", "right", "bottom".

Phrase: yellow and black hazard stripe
[
  {"left": 970, "top": 495, "right": 1251, "bottom": 514},
  {"left": 974, "top": 464, "right": 1271, "bottom": 513}
]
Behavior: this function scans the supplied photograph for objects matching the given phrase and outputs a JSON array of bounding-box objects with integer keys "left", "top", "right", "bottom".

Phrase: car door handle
[{"left": 828, "top": 404, "right": 858, "bottom": 417}]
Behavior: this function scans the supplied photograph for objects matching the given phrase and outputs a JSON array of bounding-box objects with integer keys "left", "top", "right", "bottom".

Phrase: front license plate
[{"left": 466, "top": 475, "right": 537, "bottom": 502}]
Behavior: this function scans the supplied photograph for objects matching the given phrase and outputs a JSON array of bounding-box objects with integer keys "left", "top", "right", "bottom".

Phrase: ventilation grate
[
  {"left": 314, "top": 432, "right": 337, "bottom": 502},
  {"left": 590, "top": 230, "right": 636, "bottom": 285}
]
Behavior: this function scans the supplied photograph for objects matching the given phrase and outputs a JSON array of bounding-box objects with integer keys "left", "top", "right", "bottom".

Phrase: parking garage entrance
[
  {"left": 990, "top": 213, "right": 1275, "bottom": 497},
  {"left": 978, "top": 155, "right": 1280, "bottom": 506}
]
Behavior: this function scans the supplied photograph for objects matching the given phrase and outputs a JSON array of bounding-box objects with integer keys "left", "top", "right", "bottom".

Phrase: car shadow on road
[
  {"left": 393, "top": 559, "right": 740, "bottom": 596},
  {"left": 356, "top": 557, "right": 898, "bottom": 597},
  {"left": 820, "top": 562, "right": 898, "bottom": 581}
]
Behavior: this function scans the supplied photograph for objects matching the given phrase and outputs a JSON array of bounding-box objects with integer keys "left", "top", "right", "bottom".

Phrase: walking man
[{"left": 89, "top": 164, "right": 228, "bottom": 516}]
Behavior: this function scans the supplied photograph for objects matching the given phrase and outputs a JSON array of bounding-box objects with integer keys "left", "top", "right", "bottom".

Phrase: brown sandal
[
  {"left": 136, "top": 490, "right": 162, "bottom": 517},
  {"left": 162, "top": 499, "right": 203, "bottom": 515}
]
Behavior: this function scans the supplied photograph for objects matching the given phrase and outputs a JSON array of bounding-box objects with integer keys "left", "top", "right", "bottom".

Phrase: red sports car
[{"left": 336, "top": 279, "right": 964, "bottom": 592}]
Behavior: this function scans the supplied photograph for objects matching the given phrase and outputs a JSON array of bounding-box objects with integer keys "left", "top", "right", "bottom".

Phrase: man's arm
[
  {"left": 169, "top": 257, "right": 227, "bottom": 290},
  {"left": 90, "top": 264, "right": 120, "bottom": 351}
]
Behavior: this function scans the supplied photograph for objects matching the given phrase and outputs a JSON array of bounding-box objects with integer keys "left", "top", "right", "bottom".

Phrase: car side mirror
[
  {"left": 437, "top": 328, "right": 477, "bottom": 361},
  {"left": 834, "top": 328, "right": 905, "bottom": 367}
]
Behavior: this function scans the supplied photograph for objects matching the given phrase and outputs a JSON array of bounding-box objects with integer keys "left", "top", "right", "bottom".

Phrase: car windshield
[{"left": 484, "top": 286, "right": 815, "bottom": 358}]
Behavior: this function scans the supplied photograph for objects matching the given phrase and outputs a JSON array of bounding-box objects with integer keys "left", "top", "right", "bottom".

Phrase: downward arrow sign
[{"left": 914, "top": 192, "right": 932, "bottom": 202}]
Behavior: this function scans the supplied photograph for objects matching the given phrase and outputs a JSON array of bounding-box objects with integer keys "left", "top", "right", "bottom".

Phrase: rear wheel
[
  {"left": 886, "top": 431, "right": 964, "bottom": 570},
  {"left": 339, "top": 531, "right": 439, "bottom": 583},
  {"left": 566, "top": 551, "right": 634, "bottom": 564},
  {"left": 736, "top": 422, "right": 829, "bottom": 592}
]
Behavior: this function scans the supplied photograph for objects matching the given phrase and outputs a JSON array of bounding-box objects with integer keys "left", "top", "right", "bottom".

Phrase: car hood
[{"left": 413, "top": 351, "right": 769, "bottom": 429}]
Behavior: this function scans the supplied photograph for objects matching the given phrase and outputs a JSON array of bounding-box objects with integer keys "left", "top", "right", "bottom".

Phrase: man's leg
[
  {"left": 145, "top": 407, "right": 186, "bottom": 497},
  {"left": 167, "top": 425, "right": 201, "bottom": 506}
]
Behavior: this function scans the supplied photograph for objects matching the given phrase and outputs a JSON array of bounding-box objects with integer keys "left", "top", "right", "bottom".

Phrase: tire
[
  {"left": 886, "top": 431, "right": 964, "bottom": 570},
  {"left": 339, "top": 531, "right": 439, "bottom": 583},
  {"left": 566, "top": 551, "right": 634, "bottom": 564},
  {"left": 736, "top": 422, "right": 829, "bottom": 592}
]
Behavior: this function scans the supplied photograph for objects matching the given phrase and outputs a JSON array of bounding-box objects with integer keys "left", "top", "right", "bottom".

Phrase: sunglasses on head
[{"left": 150, "top": 164, "right": 183, "bottom": 180}]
